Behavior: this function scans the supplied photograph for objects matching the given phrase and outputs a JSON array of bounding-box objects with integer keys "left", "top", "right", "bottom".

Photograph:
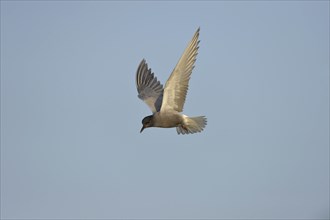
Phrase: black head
[{"left": 140, "top": 115, "right": 154, "bottom": 133}]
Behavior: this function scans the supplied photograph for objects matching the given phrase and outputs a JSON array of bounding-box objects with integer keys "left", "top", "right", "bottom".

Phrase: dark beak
[{"left": 140, "top": 125, "right": 145, "bottom": 133}]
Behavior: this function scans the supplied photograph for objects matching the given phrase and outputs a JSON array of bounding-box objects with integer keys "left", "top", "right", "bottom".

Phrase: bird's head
[{"left": 140, "top": 115, "right": 154, "bottom": 133}]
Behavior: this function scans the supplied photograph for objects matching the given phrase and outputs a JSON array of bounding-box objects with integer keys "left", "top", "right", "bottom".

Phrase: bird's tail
[{"left": 176, "top": 115, "right": 207, "bottom": 135}]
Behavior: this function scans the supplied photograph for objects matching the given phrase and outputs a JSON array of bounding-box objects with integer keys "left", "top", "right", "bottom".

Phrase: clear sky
[{"left": 1, "top": 1, "right": 329, "bottom": 219}]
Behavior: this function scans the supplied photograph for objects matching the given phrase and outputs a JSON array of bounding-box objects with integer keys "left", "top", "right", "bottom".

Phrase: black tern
[{"left": 136, "top": 28, "right": 207, "bottom": 135}]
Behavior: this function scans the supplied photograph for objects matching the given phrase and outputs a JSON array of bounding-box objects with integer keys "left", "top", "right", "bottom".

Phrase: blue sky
[{"left": 1, "top": 1, "right": 329, "bottom": 219}]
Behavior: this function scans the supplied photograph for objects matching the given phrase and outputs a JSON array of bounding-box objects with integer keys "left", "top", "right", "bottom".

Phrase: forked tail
[{"left": 176, "top": 115, "right": 207, "bottom": 135}]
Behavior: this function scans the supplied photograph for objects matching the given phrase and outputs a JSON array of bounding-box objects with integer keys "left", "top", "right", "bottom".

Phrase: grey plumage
[{"left": 136, "top": 60, "right": 163, "bottom": 113}]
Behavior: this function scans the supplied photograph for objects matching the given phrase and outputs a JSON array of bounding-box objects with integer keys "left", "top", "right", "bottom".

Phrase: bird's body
[
  {"left": 136, "top": 28, "right": 207, "bottom": 135},
  {"left": 152, "top": 110, "right": 183, "bottom": 128}
]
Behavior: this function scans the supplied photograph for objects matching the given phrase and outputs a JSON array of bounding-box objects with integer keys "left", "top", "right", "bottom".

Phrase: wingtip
[{"left": 194, "top": 27, "right": 200, "bottom": 40}]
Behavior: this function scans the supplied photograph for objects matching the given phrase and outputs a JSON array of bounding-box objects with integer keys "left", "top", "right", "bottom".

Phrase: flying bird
[{"left": 136, "top": 28, "right": 207, "bottom": 135}]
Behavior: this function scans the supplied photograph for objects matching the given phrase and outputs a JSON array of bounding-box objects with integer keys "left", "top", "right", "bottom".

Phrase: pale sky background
[{"left": 1, "top": 1, "right": 329, "bottom": 219}]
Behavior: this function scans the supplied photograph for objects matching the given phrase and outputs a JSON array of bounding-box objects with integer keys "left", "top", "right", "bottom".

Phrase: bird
[{"left": 136, "top": 27, "right": 207, "bottom": 135}]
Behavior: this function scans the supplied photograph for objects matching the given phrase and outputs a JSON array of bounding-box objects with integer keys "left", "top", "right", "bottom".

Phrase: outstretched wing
[
  {"left": 136, "top": 59, "right": 163, "bottom": 113},
  {"left": 160, "top": 28, "right": 200, "bottom": 113}
]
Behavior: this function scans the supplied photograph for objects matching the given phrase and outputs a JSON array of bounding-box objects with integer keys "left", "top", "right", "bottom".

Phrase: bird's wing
[
  {"left": 160, "top": 28, "right": 200, "bottom": 113},
  {"left": 136, "top": 59, "right": 163, "bottom": 113}
]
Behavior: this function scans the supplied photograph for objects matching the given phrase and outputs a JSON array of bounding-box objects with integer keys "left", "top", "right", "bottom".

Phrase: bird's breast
[{"left": 153, "top": 111, "right": 183, "bottom": 128}]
